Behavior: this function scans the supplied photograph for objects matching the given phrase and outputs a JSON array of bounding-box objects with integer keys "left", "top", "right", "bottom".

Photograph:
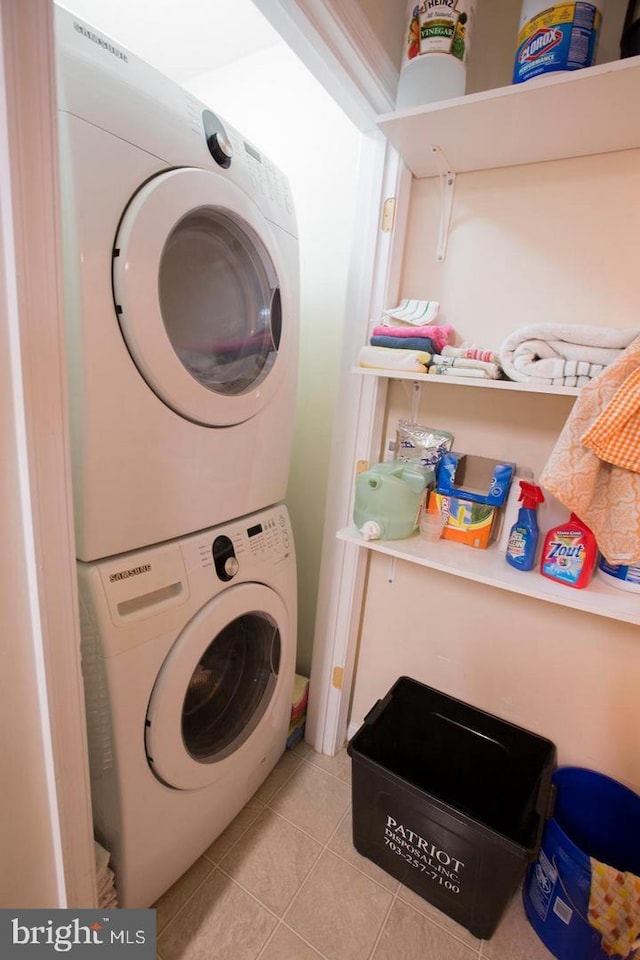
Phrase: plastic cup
[{"left": 420, "top": 511, "right": 445, "bottom": 542}]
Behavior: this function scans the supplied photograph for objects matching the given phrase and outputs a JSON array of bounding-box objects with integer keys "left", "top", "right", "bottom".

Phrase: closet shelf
[
  {"left": 377, "top": 56, "right": 640, "bottom": 178},
  {"left": 337, "top": 526, "right": 640, "bottom": 627},
  {"left": 353, "top": 366, "right": 581, "bottom": 396}
]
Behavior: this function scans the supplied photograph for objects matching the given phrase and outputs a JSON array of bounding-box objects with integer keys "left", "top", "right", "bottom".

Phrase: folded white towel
[
  {"left": 382, "top": 299, "right": 440, "bottom": 326},
  {"left": 431, "top": 356, "right": 501, "bottom": 378},
  {"left": 428, "top": 366, "right": 490, "bottom": 380},
  {"left": 358, "top": 344, "right": 430, "bottom": 373},
  {"left": 441, "top": 344, "right": 499, "bottom": 364},
  {"left": 499, "top": 324, "right": 640, "bottom": 385}
]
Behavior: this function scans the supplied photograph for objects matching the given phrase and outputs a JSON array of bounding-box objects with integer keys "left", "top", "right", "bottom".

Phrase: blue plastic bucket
[{"left": 523, "top": 767, "right": 640, "bottom": 960}]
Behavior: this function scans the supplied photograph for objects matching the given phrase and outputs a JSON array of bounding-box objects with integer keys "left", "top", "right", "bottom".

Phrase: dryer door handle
[{"left": 269, "top": 287, "right": 282, "bottom": 352}]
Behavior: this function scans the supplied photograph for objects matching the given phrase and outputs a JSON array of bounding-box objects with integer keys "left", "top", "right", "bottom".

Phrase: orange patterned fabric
[
  {"left": 582, "top": 367, "right": 640, "bottom": 473},
  {"left": 540, "top": 337, "right": 640, "bottom": 566},
  {"left": 589, "top": 858, "right": 640, "bottom": 958}
]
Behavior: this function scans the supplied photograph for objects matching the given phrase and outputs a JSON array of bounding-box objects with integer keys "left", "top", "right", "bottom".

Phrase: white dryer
[
  {"left": 55, "top": 6, "right": 299, "bottom": 561},
  {"left": 78, "top": 504, "right": 296, "bottom": 908}
]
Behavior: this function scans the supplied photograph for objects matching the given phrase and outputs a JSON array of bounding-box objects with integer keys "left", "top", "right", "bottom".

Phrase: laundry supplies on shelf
[
  {"left": 597, "top": 558, "right": 640, "bottom": 594},
  {"left": 396, "top": 1, "right": 476, "bottom": 108},
  {"left": 395, "top": 420, "right": 453, "bottom": 472},
  {"left": 287, "top": 674, "right": 310, "bottom": 749},
  {"left": 354, "top": 462, "right": 429, "bottom": 542},
  {"left": 540, "top": 513, "right": 598, "bottom": 589},
  {"left": 505, "top": 481, "right": 545, "bottom": 572},
  {"left": 513, "top": 0, "right": 604, "bottom": 85},
  {"left": 428, "top": 491, "right": 499, "bottom": 549},
  {"left": 437, "top": 454, "right": 515, "bottom": 508}
]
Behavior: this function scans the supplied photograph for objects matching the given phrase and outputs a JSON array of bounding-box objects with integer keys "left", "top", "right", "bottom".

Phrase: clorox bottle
[{"left": 513, "top": 0, "right": 604, "bottom": 84}]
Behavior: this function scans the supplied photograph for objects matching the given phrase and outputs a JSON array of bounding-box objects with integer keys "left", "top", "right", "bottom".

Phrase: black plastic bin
[{"left": 347, "top": 677, "right": 556, "bottom": 940}]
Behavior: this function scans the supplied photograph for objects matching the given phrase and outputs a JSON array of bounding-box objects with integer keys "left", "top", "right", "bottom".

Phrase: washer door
[
  {"left": 113, "top": 167, "right": 292, "bottom": 426},
  {"left": 145, "top": 582, "right": 289, "bottom": 790}
]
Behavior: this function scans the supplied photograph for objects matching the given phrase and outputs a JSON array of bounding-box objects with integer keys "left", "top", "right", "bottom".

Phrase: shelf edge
[{"left": 337, "top": 527, "right": 640, "bottom": 627}]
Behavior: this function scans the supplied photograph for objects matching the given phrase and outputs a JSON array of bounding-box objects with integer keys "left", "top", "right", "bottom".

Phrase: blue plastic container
[{"left": 523, "top": 767, "right": 640, "bottom": 960}]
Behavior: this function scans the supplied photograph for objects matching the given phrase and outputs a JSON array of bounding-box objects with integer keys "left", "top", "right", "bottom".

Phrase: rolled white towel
[{"left": 499, "top": 323, "right": 640, "bottom": 384}]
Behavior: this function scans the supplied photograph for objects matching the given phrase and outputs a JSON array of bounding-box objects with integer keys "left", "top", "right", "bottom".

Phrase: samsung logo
[
  {"left": 109, "top": 564, "right": 151, "bottom": 582},
  {"left": 73, "top": 22, "right": 128, "bottom": 62}
]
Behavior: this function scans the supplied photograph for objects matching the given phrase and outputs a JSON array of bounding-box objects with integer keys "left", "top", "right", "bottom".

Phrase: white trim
[
  {"left": 305, "top": 138, "right": 409, "bottom": 755},
  {"left": 324, "top": 0, "right": 400, "bottom": 106},
  {"left": 1, "top": 0, "right": 96, "bottom": 906},
  {"left": 251, "top": 0, "right": 396, "bottom": 128},
  {"left": 252, "top": 1, "right": 412, "bottom": 756}
]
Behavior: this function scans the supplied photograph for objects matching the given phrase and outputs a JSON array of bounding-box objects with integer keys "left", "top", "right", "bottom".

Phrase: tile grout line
[
  {"left": 155, "top": 863, "right": 219, "bottom": 941},
  {"left": 155, "top": 749, "right": 354, "bottom": 957},
  {"left": 365, "top": 882, "right": 400, "bottom": 960}
]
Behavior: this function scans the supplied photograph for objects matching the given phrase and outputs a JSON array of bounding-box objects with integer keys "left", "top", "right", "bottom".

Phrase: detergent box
[
  {"left": 428, "top": 491, "right": 499, "bottom": 550},
  {"left": 437, "top": 454, "right": 515, "bottom": 508}
]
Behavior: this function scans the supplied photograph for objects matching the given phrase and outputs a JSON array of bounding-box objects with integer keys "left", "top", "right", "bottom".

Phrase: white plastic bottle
[
  {"left": 395, "top": 1, "right": 477, "bottom": 110},
  {"left": 513, "top": 0, "right": 604, "bottom": 84}
]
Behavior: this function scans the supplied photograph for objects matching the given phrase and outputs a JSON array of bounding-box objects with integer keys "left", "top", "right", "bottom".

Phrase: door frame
[{"left": 0, "top": 0, "right": 96, "bottom": 905}]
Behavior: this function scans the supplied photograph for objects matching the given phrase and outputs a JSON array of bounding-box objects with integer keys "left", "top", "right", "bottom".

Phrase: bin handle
[{"left": 363, "top": 691, "right": 392, "bottom": 726}]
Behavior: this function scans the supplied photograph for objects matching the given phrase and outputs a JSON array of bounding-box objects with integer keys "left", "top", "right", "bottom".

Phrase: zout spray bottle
[
  {"left": 505, "top": 481, "right": 545, "bottom": 571},
  {"left": 539, "top": 512, "right": 598, "bottom": 589}
]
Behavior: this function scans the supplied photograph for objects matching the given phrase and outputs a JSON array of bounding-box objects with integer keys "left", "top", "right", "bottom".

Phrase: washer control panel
[{"left": 196, "top": 506, "right": 293, "bottom": 582}]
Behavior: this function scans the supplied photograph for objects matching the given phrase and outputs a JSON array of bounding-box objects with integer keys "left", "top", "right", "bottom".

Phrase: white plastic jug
[
  {"left": 396, "top": 1, "right": 477, "bottom": 109},
  {"left": 513, "top": 0, "right": 604, "bottom": 84}
]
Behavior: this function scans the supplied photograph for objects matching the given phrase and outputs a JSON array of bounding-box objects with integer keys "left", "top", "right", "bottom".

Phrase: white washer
[
  {"left": 78, "top": 504, "right": 296, "bottom": 908},
  {"left": 55, "top": 6, "right": 299, "bottom": 561}
]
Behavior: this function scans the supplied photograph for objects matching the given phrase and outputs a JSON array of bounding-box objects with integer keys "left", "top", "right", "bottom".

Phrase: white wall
[
  {"left": 349, "top": 147, "right": 640, "bottom": 792},
  {"left": 186, "top": 44, "right": 362, "bottom": 676}
]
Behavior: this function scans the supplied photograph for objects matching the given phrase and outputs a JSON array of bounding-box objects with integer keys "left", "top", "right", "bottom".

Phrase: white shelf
[
  {"left": 337, "top": 526, "right": 640, "bottom": 627},
  {"left": 353, "top": 366, "right": 581, "bottom": 396},
  {"left": 378, "top": 56, "right": 640, "bottom": 178}
]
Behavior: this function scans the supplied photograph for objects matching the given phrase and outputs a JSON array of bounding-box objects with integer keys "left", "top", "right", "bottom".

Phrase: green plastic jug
[{"left": 354, "top": 462, "right": 428, "bottom": 541}]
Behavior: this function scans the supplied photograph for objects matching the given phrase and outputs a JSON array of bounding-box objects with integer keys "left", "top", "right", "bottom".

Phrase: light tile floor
[{"left": 154, "top": 741, "right": 555, "bottom": 960}]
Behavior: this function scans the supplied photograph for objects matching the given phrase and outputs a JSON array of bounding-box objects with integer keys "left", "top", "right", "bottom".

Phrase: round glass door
[
  {"left": 159, "top": 209, "right": 280, "bottom": 398},
  {"left": 113, "top": 168, "right": 293, "bottom": 427},
  {"left": 145, "top": 582, "right": 291, "bottom": 790},
  {"left": 182, "top": 611, "right": 280, "bottom": 763}
]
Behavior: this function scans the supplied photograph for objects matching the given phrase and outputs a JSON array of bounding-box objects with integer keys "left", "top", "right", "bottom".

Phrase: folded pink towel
[{"left": 372, "top": 324, "right": 453, "bottom": 352}]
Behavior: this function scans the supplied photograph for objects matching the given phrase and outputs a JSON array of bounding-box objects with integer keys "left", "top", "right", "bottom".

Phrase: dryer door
[
  {"left": 113, "top": 167, "right": 294, "bottom": 426},
  {"left": 145, "top": 582, "right": 291, "bottom": 790}
]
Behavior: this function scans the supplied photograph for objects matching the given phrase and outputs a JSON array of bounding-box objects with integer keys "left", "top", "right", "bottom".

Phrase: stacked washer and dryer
[{"left": 55, "top": 5, "right": 299, "bottom": 908}]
